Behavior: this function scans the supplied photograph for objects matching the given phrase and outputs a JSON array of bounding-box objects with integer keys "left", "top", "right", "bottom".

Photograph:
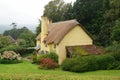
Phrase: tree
[
  {"left": 0, "top": 36, "right": 11, "bottom": 48},
  {"left": 111, "top": 19, "right": 120, "bottom": 42},
  {"left": 10, "top": 22, "right": 17, "bottom": 29},
  {"left": 43, "top": 0, "right": 72, "bottom": 22},
  {"left": 3, "top": 27, "right": 35, "bottom": 47},
  {"left": 36, "top": 20, "right": 41, "bottom": 36},
  {"left": 19, "top": 27, "right": 35, "bottom": 47}
]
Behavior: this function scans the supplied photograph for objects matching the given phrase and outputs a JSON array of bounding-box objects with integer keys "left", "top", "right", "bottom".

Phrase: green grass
[{"left": 0, "top": 61, "right": 120, "bottom": 80}]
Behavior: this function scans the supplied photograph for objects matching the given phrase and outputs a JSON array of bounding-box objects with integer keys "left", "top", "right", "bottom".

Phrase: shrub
[
  {"left": 62, "top": 56, "right": 98, "bottom": 72},
  {"left": 108, "top": 61, "right": 120, "bottom": 70},
  {"left": 110, "top": 52, "right": 120, "bottom": 61},
  {"left": 0, "top": 45, "right": 20, "bottom": 53},
  {"left": 39, "top": 58, "right": 58, "bottom": 69},
  {"left": 0, "top": 59, "right": 22, "bottom": 64},
  {"left": 106, "top": 43, "right": 120, "bottom": 61},
  {"left": 0, "top": 51, "right": 22, "bottom": 64},
  {"left": 0, "top": 53, "right": 1, "bottom": 62},
  {"left": 95, "top": 54, "right": 115, "bottom": 70},
  {"left": 33, "top": 52, "right": 58, "bottom": 64},
  {"left": 0, "top": 45, "right": 34, "bottom": 56},
  {"left": 61, "top": 58, "right": 77, "bottom": 71},
  {"left": 61, "top": 54, "right": 115, "bottom": 72},
  {"left": 47, "top": 52, "right": 58, "bottom": 63}
]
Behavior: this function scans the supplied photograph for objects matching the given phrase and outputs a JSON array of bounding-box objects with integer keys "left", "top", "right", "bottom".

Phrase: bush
[
  {"left": 33, "top": 52, "right": 58, "bottom": 64},
  {"left": 0, "top": 51, "right": 22, "bottom": 64},
  {"left": 0, "top": 45, "right": 21, "bottom": 53},
  {"left": 95, "top": 54, "right": 115, "bottom": 70},
  {"left": 0, "top": 53, "right": 1, "bottom": 62},
  {"left": 108, "top": 61, "right": 120, "bottom": 70},
  {"left": 47, "top": 52, "right": 58, "bottom": 63},
  {"left": 0, "top": 59, "right": 22, "bottom": 64},
  {"left": 62, "top": 56, "right": 98, "bottom": 72},
  {"left": 0, "top": 45, "right": 34, "bottom": 56},
  {"left": 61, "top": 58, "right": 77, "bottom": 71},
  {"left": 110, "top": 52, "right": 120, "bottom": 61},
  {"left": 106, "top": 43, "right": 120, "bottom": 61},
  {"left": 61, "top": 54, "right": 115, "bottom": 72},
  {"left": 39, "top": 58, "right": 58, "bottom": 69}
]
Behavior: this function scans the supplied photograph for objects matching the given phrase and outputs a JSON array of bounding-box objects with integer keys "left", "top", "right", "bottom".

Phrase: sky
[{"left": 0, "top": 0, "right": 76, "bottom": 26}]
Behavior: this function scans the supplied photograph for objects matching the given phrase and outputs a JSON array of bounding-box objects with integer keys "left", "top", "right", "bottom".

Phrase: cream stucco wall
[
  {"left": 38, "top": 25, "right": 93, "bottom": 64},
  {"left": 56, "top": 25, "right": 93, "bottom": 64}
]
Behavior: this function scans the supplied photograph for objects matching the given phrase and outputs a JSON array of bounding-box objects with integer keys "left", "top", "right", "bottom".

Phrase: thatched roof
[
  {"left": 45, "top": 20, "right": 80, "bottom": 44},
  {"left": 36, "top": 19, "right": 93, "bottom": 44}
]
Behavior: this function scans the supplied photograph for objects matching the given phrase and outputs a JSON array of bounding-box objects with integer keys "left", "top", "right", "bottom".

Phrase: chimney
[{"left": 41, "top": 16, "right": 52, "bottom": 36}]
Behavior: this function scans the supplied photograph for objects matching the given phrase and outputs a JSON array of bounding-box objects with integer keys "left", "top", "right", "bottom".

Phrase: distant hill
[
  {"left": 0, "top": 25, "right": 12, "bottom": 34},
  {"left": 0, "top": 24, "right": 37, "bottom": 34}
]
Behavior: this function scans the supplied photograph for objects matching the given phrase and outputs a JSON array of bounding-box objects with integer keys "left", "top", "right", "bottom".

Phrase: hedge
[{"left": 61, "top": 54, "right": 116, "bottom": 72}]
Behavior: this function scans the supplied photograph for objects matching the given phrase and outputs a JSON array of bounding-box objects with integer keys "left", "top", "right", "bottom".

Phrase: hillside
[{"left": 0, "top": 24, "right": 37, "bottom": 34}]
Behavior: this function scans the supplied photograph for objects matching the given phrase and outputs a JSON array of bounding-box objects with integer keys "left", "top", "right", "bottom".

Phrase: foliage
[
  {"left": 111, "top": 52, "right": 120, "bottom": 61},
  {"left": 61, "top": 54, "right": 116, "bottom": 72},
  {"left": 47, "top": 52, "right": 58, "bottom": 63},
  {"left": 39, "top": 58, "right": 58, "bottom": 69},
  {"left": 33, "top": 52, "right": 58, "bottom": 64},
  {"left": 108, "top": 61, "right": 120, "bottom": 70},
  {"left": 111, "top": 20, "right": 120, "bottom": 42},
  {"left": 105, "top": 43, "right": 120, "bottom": 61},
  {"left": 36, "top": 20, "right": 41, "bottom": 36},
  {"left": 0, "top": 36, "right": 13, "bottom": 48},
  {"left": 17, "top": 39, "right": 26, "bottom": 47},
  {"left": 0, "top": 51, "right": 22, "bottom": 64},
  {"left": 43, "top": 0, "right": 72, "bottom": 22},
  {"left": 19, "top": 27, "right": 35, "bottom": 47},
  {"left": 0, "top": 59, "right": 22, "bottom": 64},
  {"left": 0, "top": 45, "right": 21, "bottom": 53},
  {"left": 42, "top": 0, "right": 120, "bottom": 46},
  {"left": 0, "top": 45, "right": 34, "bottom": 56},
  {"left": 0, "top": 53, "right": 1, "bottom": 61},
  {"left": 95, "top": 54, "right": 115, "bottom": 70},
  {"left": 3, "top": 27, "right": 35, "bottom": 47}
]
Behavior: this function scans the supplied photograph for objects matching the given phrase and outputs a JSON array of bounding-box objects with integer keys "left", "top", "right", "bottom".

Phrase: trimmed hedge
[{"left": 61, "top": 54, "right": 116, "bottom": 72}]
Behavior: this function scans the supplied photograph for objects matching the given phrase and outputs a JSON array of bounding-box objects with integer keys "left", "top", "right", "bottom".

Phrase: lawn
[{"left": 0, "top": 61, "right": 120, "bottom": 80}]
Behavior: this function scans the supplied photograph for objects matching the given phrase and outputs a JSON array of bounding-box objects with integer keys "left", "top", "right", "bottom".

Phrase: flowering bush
[
  {"left": 33, "top": 52, "right": 58, "bottom": 64},
  {"left": 0, "top": 51, "right": 22, "bottom": 64},
  {"left": 39, "top": 58, "right": 58, "bottom": 69}
]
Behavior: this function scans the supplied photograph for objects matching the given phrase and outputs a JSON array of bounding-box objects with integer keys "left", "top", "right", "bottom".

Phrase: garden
[{"left": 0, "top": 44, "right": 120, "bottom": 80}]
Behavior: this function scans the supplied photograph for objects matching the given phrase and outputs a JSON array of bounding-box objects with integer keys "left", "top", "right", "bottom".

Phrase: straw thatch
[
  {"left": 36, "top": 19, "right": 93, "bottom": 44},
  {"left": 45, "top": 20, "right": 80, "bottom": 44}
]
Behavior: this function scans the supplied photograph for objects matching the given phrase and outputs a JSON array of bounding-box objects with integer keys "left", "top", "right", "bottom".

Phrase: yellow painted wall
[
  {"left": 38, "top": 25, "right": 93, "bottom": 64},
  {"left": 56, "top": 25, "right": 93, "bottom": 64},
  {"left": 36, "top": 40, "right": 41, "bottom": 46}
]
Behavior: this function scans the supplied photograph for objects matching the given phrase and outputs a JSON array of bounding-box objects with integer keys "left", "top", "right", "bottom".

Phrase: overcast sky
[{"left": 0, "top": 0, "right": 76, "bottom": 26}]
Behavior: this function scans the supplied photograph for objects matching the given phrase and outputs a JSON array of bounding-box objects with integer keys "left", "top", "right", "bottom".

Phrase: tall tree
[
  {"left": 36, "top": 20, "right": 41, "bottom": 36},
  {"left": 43, "top": 0, "right": 72, "bottom": 22}
]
